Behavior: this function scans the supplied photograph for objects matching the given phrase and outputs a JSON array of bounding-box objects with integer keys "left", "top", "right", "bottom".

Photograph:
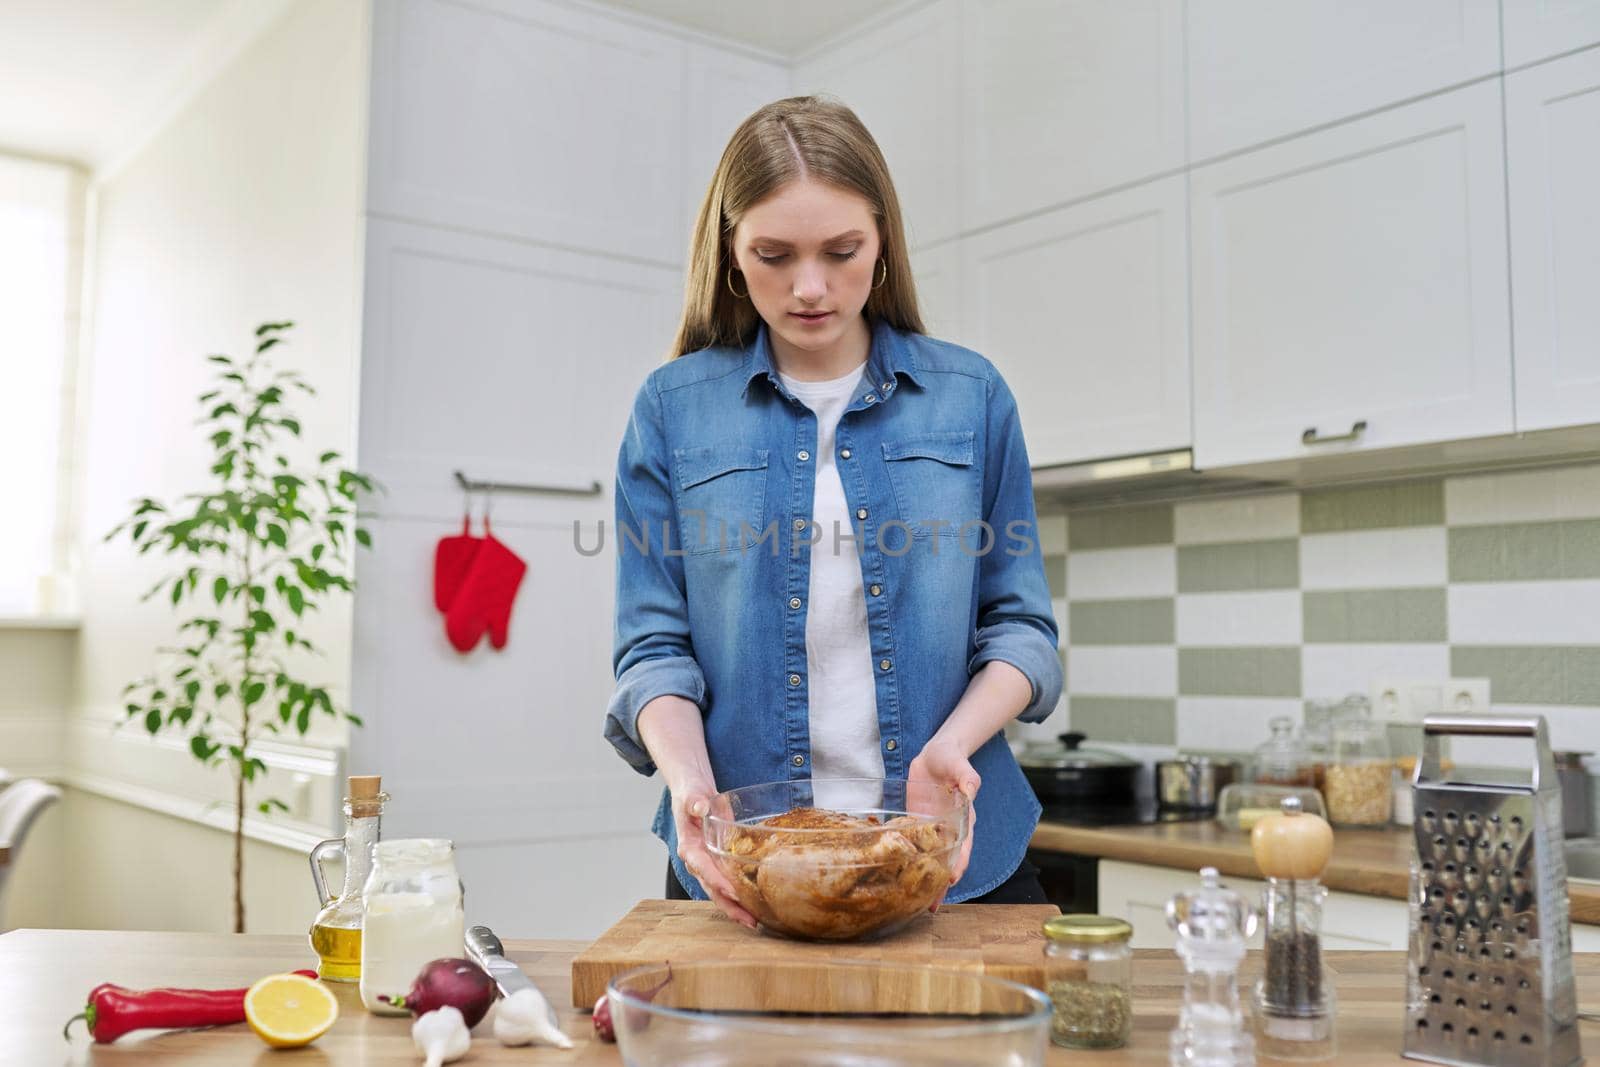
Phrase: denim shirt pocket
[
  {"left": 881, "top": 430, "right": 980, "bottom": 540},
  {"left": 673, "top": 444, "right": 770, "bottom": 556}
]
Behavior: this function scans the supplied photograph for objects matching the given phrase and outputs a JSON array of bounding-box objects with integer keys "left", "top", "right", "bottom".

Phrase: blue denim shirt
[{"left": 604, "top": 314, "right": 1062, "bottom": 902}]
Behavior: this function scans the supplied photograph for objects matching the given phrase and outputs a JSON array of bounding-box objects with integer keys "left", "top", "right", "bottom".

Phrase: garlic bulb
[
  {"left": 412, "top": 1006, "right": 471, "bottom": 1067},
  {"left": 492, "top": 987, "right": 574, "bottom": 1049}
]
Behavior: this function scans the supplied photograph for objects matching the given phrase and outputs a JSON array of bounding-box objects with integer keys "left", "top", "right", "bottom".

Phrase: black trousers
[{"left": 666, "top": 857, "right": 1047, "bottom": 905}]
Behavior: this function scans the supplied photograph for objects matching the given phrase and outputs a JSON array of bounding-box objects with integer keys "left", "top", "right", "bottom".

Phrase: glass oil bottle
[{"left": 308, "top": 774, "right": 387, "bottom": 981}]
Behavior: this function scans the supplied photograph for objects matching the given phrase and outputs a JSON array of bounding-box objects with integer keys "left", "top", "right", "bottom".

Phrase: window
[{"left": 0, "top": 154, "right": 83, "bottom": 614}]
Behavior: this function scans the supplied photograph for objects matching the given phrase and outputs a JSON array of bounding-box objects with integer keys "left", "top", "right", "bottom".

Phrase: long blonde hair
[{"left": 669, "top": 95, "right": 925, "bottom": 360}]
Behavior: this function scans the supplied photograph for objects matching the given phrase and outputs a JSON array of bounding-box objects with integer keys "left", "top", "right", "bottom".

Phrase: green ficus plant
[{"left": 106, "top": 321, "right": 377, "bottom": 933}]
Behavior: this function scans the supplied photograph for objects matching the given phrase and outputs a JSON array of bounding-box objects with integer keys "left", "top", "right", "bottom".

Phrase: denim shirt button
[
  {"left": 869, "top": 584, "right": 882, "bottom": 596},
  {"left": 840, "top": 448, "right": 852, "bottom": 459},
  {"left": 856, "top": 507, "right": 868, "bottom": 520},
  {"left": 881, "top": 381, "right": 893, "bottom": 392},
  {"left": 863, "top": 393, "right": 876, "bottom": 404},
  {"left": 885, "top": 738, "right": 897, "bottom": 751},
  {"left": 792, "top": 754, "right": 805, "bottom": 767},
  {"left": 878, "top": 658, "right": 892, "bottom": 671},
  {"left": 797, "top": 450, "right": 809, "bottom": 461},
  {"left": 788, "top": 597, "right": 801, "bottom": 609},
  {"left": 787, "top": 673, "right": 801, "bottom": 686},
  {"left": 792, "top": 518, "right": 806, "bottom": 531}
]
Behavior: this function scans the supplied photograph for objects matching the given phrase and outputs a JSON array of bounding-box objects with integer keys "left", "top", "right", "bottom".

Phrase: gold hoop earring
[
  {"left": 726, "top": 268, "right": 748, "bottom": 300},
  {"left": 872, "top": 258, "right": 888, "bottom": 290}
]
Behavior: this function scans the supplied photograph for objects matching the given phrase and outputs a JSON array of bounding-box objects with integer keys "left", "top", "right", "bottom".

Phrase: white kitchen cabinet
[
  {"left": 1502, "top": 0, "right": 1600, "bottom": 69},
  {"left": 960, "top": 0, "right": 1184, "bottom": 231},
  {"left": 1099, "top": 859, "right": 1412, "bottom": 950},
  {"left": 1100, "top": 859, "right": 1600, "bottom": 953},
  {"left": 1506, "top": 47, "right": 1600, "bottom": 433},
  {"left": 1186, "top": 0, "right": 1501, "bottom": 162},
  {"left": 795, "top": 0, "right": 966, "bottom": 250},
  {"left": 351, "top": 213, "right": 684, "bottom": 936},
  {"left": 963, "top": 174, "right": 1190, "bottom": 467},
  {"left": 355, "top": 217, "right": 681, "bottom": 520},
  {"left": 910, "top": 241, "right": 970, "bottom": 350},
  {"left": 366, "top": 0, "right": 689, "bottom": 265},
  {"left": 682, "top": 42, "right": 795, "bottom": 256},
  {"left": 1190, "top": 82, "right": 1513, "bottom": 471}
]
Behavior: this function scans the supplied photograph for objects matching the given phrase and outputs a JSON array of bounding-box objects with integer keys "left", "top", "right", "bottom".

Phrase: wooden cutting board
[{"left": 569, "top": 899, "right": 1059, "bottom": 1012}]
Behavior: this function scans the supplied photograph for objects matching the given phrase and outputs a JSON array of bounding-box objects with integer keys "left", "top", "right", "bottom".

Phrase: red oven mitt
[
  {"left": 445, "top": 526, "right": 527, "bottom": 652},
  {"left": 433, "top": 516, "right": 483, "bottom": 613}
]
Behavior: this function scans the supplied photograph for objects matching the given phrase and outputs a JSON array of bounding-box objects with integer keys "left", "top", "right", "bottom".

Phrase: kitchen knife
[
  {"left": 465, "top": 924, "right": 540, "bottom": 998},
  {"left": 466, "top": 924, "right": 575, "bottom": 1049}
]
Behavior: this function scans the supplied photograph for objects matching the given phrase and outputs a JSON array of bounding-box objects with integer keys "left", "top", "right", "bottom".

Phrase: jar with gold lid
[{"left": 1042, "top": 914, "right": 1133, "bottom": 1049}]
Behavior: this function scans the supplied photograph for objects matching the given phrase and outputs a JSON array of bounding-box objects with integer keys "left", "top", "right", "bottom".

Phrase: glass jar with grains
[
  {"left": 1326, "top": 714, "right": 1393, "bottom": 827},
  {"left": 1042, "top": 914, "right": 1133, "bottom": 1049}
]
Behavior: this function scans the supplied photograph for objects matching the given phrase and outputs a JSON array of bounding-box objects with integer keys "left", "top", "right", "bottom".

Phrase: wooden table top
[
  {"left": 8, "top": 927, "right": 1600, "bottom": 1064},
  {"left": 1031, "top": 818, "right": 1600, "bottom": 924}
]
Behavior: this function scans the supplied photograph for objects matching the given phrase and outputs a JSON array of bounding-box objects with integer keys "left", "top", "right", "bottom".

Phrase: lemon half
[{"left": 244, "top": 973, "right": 339, "bottom": 1048}]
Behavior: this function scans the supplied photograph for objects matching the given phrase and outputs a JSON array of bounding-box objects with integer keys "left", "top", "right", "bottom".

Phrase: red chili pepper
[{"left": 63, "top": 969, "right": 318, "bottom": 1043}]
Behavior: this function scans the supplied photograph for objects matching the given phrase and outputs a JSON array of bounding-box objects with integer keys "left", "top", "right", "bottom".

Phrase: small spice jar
[{"left": 1042, "top": 914, "right": 1133, "bottom": 1049}]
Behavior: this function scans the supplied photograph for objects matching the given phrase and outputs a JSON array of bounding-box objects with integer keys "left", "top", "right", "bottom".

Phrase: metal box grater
[{"left": 1404, "top": 715, "right": 1581, "bottom": 1067}]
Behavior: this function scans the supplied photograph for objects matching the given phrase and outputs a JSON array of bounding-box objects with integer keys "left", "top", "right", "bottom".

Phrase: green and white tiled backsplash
[{"left": 1024, "top": 462, "right": 1600, "bottom": 758}]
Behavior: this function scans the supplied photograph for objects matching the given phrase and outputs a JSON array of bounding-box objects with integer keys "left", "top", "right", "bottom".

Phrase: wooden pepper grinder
[{"left": 1250, "top": 795, "right": 1337, "bottom": 1060}]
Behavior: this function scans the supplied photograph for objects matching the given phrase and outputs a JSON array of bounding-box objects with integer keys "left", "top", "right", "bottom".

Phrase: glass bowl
[
  {"left": 702, "top": 778, "right": 968, "bottom": 941},
  {"left": 606, "top": 959, "right": 1052, "bottom": 1067}
]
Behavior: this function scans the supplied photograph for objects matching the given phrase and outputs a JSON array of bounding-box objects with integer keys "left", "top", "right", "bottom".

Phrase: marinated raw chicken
[{"left": 714, "top": 806, "right": 957, "bottom": 940}]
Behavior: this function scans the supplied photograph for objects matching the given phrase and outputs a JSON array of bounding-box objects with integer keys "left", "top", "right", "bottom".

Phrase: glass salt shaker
[
  {"left": 1042, "top": 914, "right": 1134, "bottom": 1049},
  {"left": 1167, "top": 866, "right": 1257, "bottom": 1067}
]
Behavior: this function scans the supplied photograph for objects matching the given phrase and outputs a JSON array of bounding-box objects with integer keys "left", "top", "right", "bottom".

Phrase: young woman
[{"left": 604, "top": 96, "right": 1062, "bottom": 927}]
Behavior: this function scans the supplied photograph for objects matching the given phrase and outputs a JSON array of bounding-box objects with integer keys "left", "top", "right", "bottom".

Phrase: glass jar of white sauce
[{"left": 359, "top": 838, "right": 465, "bottom": 1014}]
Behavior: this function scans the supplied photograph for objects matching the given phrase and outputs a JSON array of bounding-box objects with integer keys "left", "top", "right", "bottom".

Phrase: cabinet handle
[{"left": 1301, "top": 420, "right": 1367, "bottom": 446}]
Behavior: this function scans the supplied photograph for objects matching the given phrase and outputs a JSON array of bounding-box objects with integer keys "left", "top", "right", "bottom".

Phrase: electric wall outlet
[
  {"left": 1372, "top": 678, "right": 1492, "bottom": 723},
  {"left": 1444, "top": 678, "right": 1490, "bottom": 714}
]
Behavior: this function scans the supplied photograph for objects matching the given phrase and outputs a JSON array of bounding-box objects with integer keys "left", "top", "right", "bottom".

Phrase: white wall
[{"left": 6, "top": 0, "right": 370, "bottom": 934}]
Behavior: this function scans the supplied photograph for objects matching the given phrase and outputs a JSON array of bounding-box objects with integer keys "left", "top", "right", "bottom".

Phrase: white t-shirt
[{"left": 776, "top": 361, "right": 886, "bottom": 804}]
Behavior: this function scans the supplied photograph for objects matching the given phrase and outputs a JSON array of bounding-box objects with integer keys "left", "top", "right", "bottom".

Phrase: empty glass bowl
[
  {"left": 702, "top": 778, "right": 969, "bottom": 941},
  {"left": 607, "top": 959, "right": 1052, "bottom": 1067}
]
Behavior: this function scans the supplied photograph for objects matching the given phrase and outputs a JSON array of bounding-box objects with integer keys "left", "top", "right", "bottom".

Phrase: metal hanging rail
[{"left": 452, "top": 470, "right": 603, "bottom": 497}]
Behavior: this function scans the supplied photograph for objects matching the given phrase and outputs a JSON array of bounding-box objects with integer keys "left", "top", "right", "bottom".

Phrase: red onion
[
  {"left": 592, "top": 994, "right": 614, "bottom": 1042},
  {"left": 595, "top": 966, "right": 673, "bottom": 1043},
  {"left": 380, "top": 958, "right": 497, "bottom": 1029}
]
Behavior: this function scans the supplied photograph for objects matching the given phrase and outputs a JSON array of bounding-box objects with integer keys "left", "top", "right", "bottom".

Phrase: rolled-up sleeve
[
  {"left": 967, "top": 368, "right": 1063, "bottom": 724},
  {"left": 604, "top": 375, "right": 707, "bottom": 775}
]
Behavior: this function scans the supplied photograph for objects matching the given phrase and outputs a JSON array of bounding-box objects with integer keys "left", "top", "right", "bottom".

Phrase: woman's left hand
[{"left": 907, "top": 738, "right": 981, "bottom": 912}]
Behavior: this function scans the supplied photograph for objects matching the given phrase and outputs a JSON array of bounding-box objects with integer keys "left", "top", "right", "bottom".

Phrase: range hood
[{"left": 1030, "top": 448, "right": 1285, "bottom": 508}]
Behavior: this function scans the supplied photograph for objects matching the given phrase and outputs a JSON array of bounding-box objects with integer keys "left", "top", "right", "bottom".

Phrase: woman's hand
[
  {"left": 669, "top": 783, "right": 758, "bottom": 930},
  {"left": 635, "top": 696, "right": 757, "bottom": 930},
  {"left": 907, "top": 738, "right": 981, "bottom": 912}
]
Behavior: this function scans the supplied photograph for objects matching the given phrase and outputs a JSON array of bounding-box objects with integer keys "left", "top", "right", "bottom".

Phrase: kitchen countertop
[
  {"left": 8, "top": 928, "right": 1600, "bottom": 1063},
  {"left": 1030, "top": 818, "right": 1600, "bottom": 923}
]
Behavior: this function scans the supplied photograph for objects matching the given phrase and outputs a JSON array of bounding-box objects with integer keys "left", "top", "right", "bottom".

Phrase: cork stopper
[{"left": 348, "top": 775, "right": 383, "bottom": 817}]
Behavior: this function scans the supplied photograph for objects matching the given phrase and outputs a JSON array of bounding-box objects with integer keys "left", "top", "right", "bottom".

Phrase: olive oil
[
  {"left": 308, "top": 775, "right": 387, "bottom": 984},
  {"left": 311, "top": 921, "right": 363, "bottom": 982}
]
